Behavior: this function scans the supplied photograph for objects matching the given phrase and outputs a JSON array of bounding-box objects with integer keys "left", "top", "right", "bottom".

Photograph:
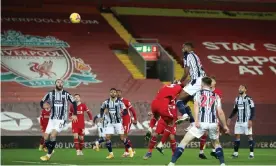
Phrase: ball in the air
[{"left": 70, "top": 13, "right": 81, "bottom": 23}]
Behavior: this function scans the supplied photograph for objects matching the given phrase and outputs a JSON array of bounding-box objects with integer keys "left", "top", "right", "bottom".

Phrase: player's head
[
  {"left": 43, "top": 102, "right": 51, "bottom": 111},
  {"left": 182, "top": 42, "right": 194, "bottom": 53},
  {"left": 116, "top": 89, "right": 122, "bottom": 98},
  {"left": 74, "top": 94, "right": 81, "bottom": 102},
  {"left": 239, "top": 85, "right": 247, "bottom": 95},
  {"left": 109, "top": 88, "right": 117, "bottom": 98},
  {"left": 55, "top": 79, "right": 64, "bottom": 91},
  {"left": 201, "top": 77, "right": 212, "bottom": 89},
  {"left": 210, "top": 76, "right": 216, "bottom": 89}
]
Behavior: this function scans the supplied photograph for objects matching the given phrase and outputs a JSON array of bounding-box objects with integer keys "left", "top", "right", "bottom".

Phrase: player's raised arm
[{"left": 40, "top": 92, "right": 50, "bottom": 109}]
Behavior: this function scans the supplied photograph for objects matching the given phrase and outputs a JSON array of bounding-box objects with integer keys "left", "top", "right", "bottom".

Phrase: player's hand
[
  {"left": 148, "top": 112, "right": 153, "bottom": 116},
  {"left": 248, "top": 120, "right": 253, "bottom": 128},
  {"left": 195, "top": 121, "right": 200, "bottom": 128},
  {"left": 223, "top": 126, "right": 230, "bottom": 135},
  {"left": 227, "top": 118, "right": 231, "bottom": 126},
  {"left": 132, "top": 119, "right": 137, "bottom": 125},
  {"left": 71, "top": 115, "right": 78, "bottom": 123}
]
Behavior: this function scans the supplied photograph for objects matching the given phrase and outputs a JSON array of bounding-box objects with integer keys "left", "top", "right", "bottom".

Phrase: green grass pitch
[{"left": 2, "top": 148, "right": 276, "bottom": 165}]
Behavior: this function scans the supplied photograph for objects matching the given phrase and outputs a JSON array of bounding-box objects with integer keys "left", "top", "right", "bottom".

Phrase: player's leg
[
  {"left": 78, "top": 129, "right": 85, "bottom": 155},
  {"left": 117, "top": 123, "right": 134, "bottom": 158},
  {"left": 39, "top": 132, "right": 45, "bottom": 151},
  {"left": 211, "top": 139, "right": 226, "bottom": 166},
  {"left": 104, "top": 124, "right": 115, "bottom": 159},
  {"left": 143, "top": 131, "right": 159, "bottom": 160},
  {"left": 41, "top": 119, "right": 55, "bottom": 161},
  {"left": 176, "top": 81, "right": 200, "bottom": 123},
  {"left": 232, "top": 122, "right": 242, "bottom": 158},
  {"left": 246, "top": 124, "right": 254, "bottom": 159},
  {"left": 199, "top": 133, "right": 208, "bottom": 159},
  {"left": 156, "top": 129, "right": 170, "bottom": 154},
  {"left": 209, "top": 123, "right": 226, "bottom": 166},
  {"left": 93, "top": 127, "right": 106, "bottom": 151},
  {"left": 79, "top": 135, "right": 84, "bottom": 155},
  {"left": 73, "top": 132, "right": 80, "bottom": 155},
  {"left": 122, "top": 122, "right": 133, "bottom": 157},
  {"left": 168, "top": 130, "right": 197, "bottom": 166},
  {"left": 169, "top": 126, "right": 177, "bottom": 154}
]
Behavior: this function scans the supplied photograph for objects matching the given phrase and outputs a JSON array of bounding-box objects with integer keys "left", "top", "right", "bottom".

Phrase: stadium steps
[
  {"left": 101, "top": 13, "right": 136, "bottom": 45},
  {"left": 115, "top": 52, "right": 145, "bottom": 79},
  {"left": 102, "top": 12, "right": 183, "bottom": 82}
]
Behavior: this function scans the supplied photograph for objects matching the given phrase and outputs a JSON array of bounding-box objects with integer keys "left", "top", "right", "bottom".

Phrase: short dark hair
[
  {"left": 74, "top": 94, "right": 80, "bottom": 96},
  {"left": 210, "top": 76, "right": 216, "bottom": 81},
  {"left": 110, "top": 88, "right": 117, "bottom": 91},
  {"left": 116, "top": 89, "right": 122, "bottom": 92},
  {"left": 240, "top": 84, "right": 247, "bottom": 90},
  {"left": 183, "top": 42, "right": 194, "bottom": 48},
  {"left": 202, "top": 77, "right": 212, "bottom": 86},
  {"left": 55, "top": 79, "right": 63, "bottom": 84}
]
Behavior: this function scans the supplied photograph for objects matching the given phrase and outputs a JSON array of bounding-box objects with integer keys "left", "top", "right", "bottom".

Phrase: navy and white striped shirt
[
  {"left": 194, "top": 89, "right": 221, "bottom": 123},
  {"left": 183, "top": 51, "right": 206, "bottom": 80},
  {"left": 40, "top": 89, "right": 77, "bottom": 120},
  {"left": 229, "top": 95, "right": 255, "bottom": 123},
  {"left": 94, "top": 113, "right": 107, "bottom": 128},
  {"left": 100, "top": 98, "right": 126, "bottom": 124}
]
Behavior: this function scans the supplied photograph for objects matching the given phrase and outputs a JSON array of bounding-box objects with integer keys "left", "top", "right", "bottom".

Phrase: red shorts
[
  {"left": 155, "top": 119, "right": 177, "bottom": 135},
  {"left": 155, "top": 119, "right": 166, "bottom": 135},
  {"left": 151, "top": 98, "right": 174, "bottom": 123},
  {"left": 72, "top": 126, "right": 84, "bottom": 136},
  {"left": 41, "top": 126, "right": 47, "bottom": 133}
]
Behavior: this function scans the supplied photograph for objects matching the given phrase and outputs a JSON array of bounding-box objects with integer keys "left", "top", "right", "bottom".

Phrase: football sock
[
  {"left": 248, "top": 139, "right": 255, "bottom": 153},
  {"left": 79, "top": 139, "right": 84, "bottom": 150},
  {"left": 200, "top": 135, "right": 207, "bottom": 151},
  {"left": 171, "top": 147, "right": 184, "bottom": 163},
  {"left": 106, "top": 140, "right": 112, "bottom": 153},
  {"left": 123, "top": 138, "right": 131, "bottom": 149},
  {"left": 148, "top": 136, "right": 157, "bottom": 152},
  {"left": 74, "top": 138, "right": 80, "bottom": 150},
  {"left": 234, "top": 139, "right": 240, "bottom": 153},
  {"left": 98, "top": 137, "right": 105, "bottom": 144},
  {"left": 48, "top": 140, "right": 56, "bottom": 154},
  {"left": 215, "top": 147, "right": 225, "bottom": 164},
  {"left": 40, "top": 137, "right": 44, "bottom": 146},
  {"left": 176, "top": 100, "right": 186, "bottom": 114},
  {"left": 170, "top": 140, "right": 177, "bottom": 153}
]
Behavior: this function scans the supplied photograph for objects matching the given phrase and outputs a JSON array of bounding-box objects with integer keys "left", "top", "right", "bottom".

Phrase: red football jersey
[
  {"left": 121, "top": 98, "right": 137, "bottom": 121},
  {"left": 40, "top": 109, "right": 50, "bottom": 127},
  {"left": 70, "top": 103, "right": 92, "bottom": 128},
  {"left": 213, "top": 88, "right": 223, "bottom": 99},
  {"left": 155, "top": 84, "right": 182, "bottom": 100}
]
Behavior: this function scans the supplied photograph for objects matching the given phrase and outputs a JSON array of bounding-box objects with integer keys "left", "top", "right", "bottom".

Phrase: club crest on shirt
[{"left": 1, "top": 30, "right": 101, "bottom": 88}]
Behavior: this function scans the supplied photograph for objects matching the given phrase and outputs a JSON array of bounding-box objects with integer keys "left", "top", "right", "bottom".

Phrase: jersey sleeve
[
  {"left": 183, "top": 53, "right": 191, "bottom": 67},
  {"left": 84, "top": 104, "right": 93, "bottom": 120},
  {"left": 119, "top": 100, "right": 127, "bottom": 110}
]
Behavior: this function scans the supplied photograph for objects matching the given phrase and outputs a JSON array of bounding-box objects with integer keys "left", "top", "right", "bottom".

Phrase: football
[{"left": 70, "top": 13, "right": 81, "bottom": 23}]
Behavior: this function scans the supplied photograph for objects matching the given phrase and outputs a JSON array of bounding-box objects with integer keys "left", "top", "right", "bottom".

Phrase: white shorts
[
  {"left": 188, "top": 123, "right": 219, "bottom": 140},
  {"left": 183, "top": 77, "right": 202, "bottom": 96},
  {"left": 45, "top": 119, "right": 66, "bottom": 134},
  {"left": 98, "top": 127, "right": 105, "bottom": 138},
  {"left": 235, "top": 122, "right": 253, "bottom": 135},
  {"left": 104, "top": 123, "right": 124, "bottom": 135}
]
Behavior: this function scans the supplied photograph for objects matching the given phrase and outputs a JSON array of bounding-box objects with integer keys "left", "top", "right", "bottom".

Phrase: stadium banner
[
  {"left": 2, "top": 136, "right": 276, "bottom": 149},
  {"left": 112, "top": 7, "right": 276, "bottom": 20},
  {"left": 1, "top": 102, "right": 276, "bottom": 136}
]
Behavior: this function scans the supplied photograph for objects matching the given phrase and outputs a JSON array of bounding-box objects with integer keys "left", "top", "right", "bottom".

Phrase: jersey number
[{"left": 200, "top": 94, "right": 216, "bottom": 107}]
